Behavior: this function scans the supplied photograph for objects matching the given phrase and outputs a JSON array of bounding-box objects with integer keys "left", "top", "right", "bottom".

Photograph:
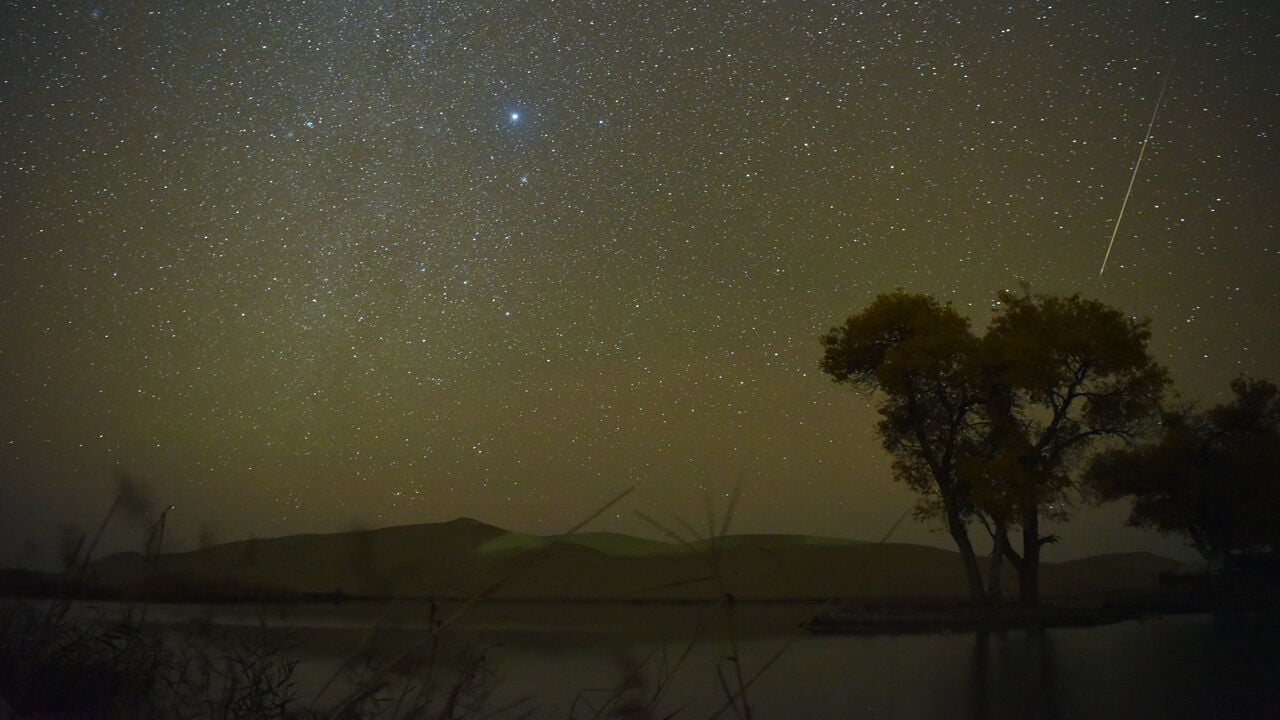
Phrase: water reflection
[
  {"left": 969, "top": 628, "right": 1059, "bottom": 720},
  {"left": 46, "top": 602, "right": 1280, "bottom": 718}
]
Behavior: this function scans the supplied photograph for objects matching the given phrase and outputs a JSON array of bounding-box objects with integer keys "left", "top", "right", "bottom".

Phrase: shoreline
[{"left": 7, "top": 588, "right": 1276, "bottom": 639}]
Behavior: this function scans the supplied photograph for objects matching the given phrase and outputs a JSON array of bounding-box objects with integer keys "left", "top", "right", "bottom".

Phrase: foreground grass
[
  {"left": 0, "top": 597, "right": 517, "bottom": 719},
  {"left": 2, "top": 593, "right": 805, "bottom": 719},
  {"left": 1, "top": 488, "right": 784, "bottom": 719}
]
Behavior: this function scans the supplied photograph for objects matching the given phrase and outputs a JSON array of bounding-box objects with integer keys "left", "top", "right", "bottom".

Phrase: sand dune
[{"left": 84, "top": 518, "right": 1182, "bottom": 602}]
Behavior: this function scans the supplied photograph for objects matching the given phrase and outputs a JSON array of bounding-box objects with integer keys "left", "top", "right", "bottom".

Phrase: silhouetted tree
[
  {"left": 1085, "top": 377, "right": 1280, "bottom": 575},
  {"left": 820, "top": 291, "right": 988, "bottom": 601},
  {"left": 975, "top": 290, "right": 1169, "bottom": 605},
  {"left": 822, "top": 290, "right": 1169, "bottom": 606}
]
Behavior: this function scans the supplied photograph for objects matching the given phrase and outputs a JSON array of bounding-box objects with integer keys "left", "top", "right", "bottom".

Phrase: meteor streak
[{"left": 1100, "top": 63, "right": 1173, "bottom": 276}]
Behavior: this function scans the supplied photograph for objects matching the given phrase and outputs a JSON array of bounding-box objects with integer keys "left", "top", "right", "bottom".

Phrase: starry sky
[{"left": 2, "top": 1, "right": 1277, "bottom": 567}]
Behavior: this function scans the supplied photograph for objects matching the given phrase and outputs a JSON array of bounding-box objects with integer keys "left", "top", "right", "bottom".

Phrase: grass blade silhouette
[{"left": 322, "top": 486, "right": 634, "bottom": 719}]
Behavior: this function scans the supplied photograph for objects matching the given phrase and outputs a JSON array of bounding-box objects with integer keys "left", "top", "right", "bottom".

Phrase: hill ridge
[{"left": 80, "top": 518, "right": 1182, "bottom": 602}]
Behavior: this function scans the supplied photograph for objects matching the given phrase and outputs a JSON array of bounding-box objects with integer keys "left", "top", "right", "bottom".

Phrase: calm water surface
[
  {"left": 469, "top": 612, "right": 1279, "bottom": 719},
  {"left": 75, "top": 601, "right": 1280, "bottom": 718}
]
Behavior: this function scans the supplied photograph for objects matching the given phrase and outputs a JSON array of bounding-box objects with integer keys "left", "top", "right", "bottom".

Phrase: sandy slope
[{"left": 85, "top": 518, "right": 1182, "bottom": 602}]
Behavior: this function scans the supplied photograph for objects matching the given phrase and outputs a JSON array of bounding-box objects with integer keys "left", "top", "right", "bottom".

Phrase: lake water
[
  {"left": 451, "top": 610, "right": 1280, "bottom": 719},
  {"left": 62, "top": 601, "right": 1280, "bottom": 718}
]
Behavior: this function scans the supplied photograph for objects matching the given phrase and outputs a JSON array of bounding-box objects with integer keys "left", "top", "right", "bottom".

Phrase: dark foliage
[
  {"left": 1086, "top": 377, "right": 1280, "bottom": 574},
  {"left": 821, "top": 289, "right": 1170, "bottom": 605}
]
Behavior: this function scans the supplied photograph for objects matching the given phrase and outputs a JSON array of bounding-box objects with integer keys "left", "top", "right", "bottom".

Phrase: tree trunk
[
  {"left": 1189, "top": 530, "right": 1226, "bottom": 578},
  {"left": 1204, "top": 546, "right": 1227, "bottom": 579},
  {"left": 1019, "top": 509, "right": 1041, "bottom": 607},
  {"left": 945, "top": 504, "right": 987, "bottom": 603},
  {"left": 987, "top": 528, "right": 1007, "bottom": 602}
]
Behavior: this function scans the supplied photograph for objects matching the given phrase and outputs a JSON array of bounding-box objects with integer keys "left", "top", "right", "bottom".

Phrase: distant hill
[{"left": 76, "top": 519, "right": 1182, "bottom": 603}]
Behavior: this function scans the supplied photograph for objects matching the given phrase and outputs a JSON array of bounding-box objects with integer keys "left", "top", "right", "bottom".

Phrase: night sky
[{"left": 2, "top": 1, "right": 1277, "bottom": 567}]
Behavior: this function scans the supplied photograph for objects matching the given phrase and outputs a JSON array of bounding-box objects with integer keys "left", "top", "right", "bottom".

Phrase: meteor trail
[{"left": 1100, "top": 63, "right": 1174, "bottom": 276}]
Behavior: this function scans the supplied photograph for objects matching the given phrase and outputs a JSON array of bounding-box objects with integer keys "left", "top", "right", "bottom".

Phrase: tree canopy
[
  {"left": 1085, "top": 377, "right": 1280, "bottom": 574},
  {"left": 975, "top": 290, "right": 1169, "bottom": 604},
  {"left": 822, "top": 289, "right": 1170, "bottom": 605},
  {"left": 820, "top": 291, "right": 987, "bottom": 600}
]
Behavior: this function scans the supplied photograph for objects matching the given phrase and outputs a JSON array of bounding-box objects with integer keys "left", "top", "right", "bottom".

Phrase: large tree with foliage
[
  {"left": 822, "top": 290, "right": 1169, "bottom": 606},
  {"left": 1085, "top": 377, "right": 1280, "bottom": 575},
  {"left": 820, "top": 292, "right": 989, "bottom": 601},
  {"left": 976, "top": 290, "right": 1170, "bottom": 605}
]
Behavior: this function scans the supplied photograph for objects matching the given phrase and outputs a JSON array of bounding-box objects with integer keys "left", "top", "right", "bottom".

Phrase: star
[{"left": 0, "top": 0, "right": 1275, "bottom": 567}]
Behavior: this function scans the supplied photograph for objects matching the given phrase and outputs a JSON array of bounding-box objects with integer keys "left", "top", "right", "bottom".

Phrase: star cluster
[{"left": 2, "top": 1, "right": 1277, "bottom": 564}]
